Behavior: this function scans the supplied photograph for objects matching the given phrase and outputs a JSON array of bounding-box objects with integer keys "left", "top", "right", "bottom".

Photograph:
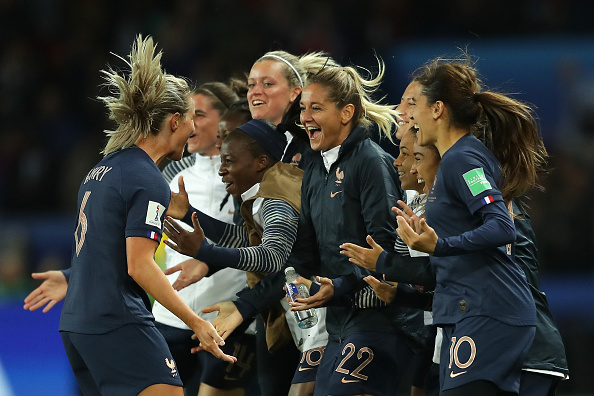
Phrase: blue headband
[{"left": 237, "top": 119, "right": 287, "bottom": 161}]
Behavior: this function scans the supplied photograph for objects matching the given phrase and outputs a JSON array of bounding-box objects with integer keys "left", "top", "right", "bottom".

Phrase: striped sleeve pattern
[
  {"left": 236, "top": 199, "right": 299, "bottom": 273},
  {"left": 216, "top": 222, "right": 250, "bottom": 248},
  {"left": 353, "top": 284, "right": 390, "bottom": 308},
  {"left": 162, "top": 154, "right": 196, "bottom": 183},
  {"left": 393, "top": 236, "right": 410, "bottom": 255},
  {"left": 393, "top": 193, "right": 427, "bottom": 253}
]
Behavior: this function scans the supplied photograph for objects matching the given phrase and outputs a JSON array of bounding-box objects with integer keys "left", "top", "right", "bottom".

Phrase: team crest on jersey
[
  {"left": 165, "top": 358, "right": 178, "bottom": 377},
  {"left": 330, "top": 167, "right": 344, "bottom": 198},
  {"left": 146, "top": 201, "right": 165, "bottom": 228},
  {"left": 290, "top": 153, "right": 302, "bottom": 166},
  {"left": 462, "top": 168, "right": 491, "bottom": 196}
]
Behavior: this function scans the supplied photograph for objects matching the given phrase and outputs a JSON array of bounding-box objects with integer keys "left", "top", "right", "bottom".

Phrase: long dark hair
[{"left": 413, "top": 53, "right": 548, "bottom": 201}]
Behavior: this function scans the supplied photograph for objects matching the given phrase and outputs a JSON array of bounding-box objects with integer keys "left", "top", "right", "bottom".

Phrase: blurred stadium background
[{"left": 1, "top": 1, "right": 593, "bottom": 395}]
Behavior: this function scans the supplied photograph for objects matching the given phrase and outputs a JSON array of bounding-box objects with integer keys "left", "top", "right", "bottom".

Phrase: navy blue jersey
[
  {"left": 60, "top": 146, "right": 170, "bottom": 334},
  {"left": 426, "top": 134, "right": 535, "bottom": 326}
]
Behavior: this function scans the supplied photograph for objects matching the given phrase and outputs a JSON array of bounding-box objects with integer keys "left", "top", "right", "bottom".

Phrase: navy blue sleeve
[
  {"left": 433, "top": 203, "right": 515, "bottom": 257},
  {"left": 123, "top": 166, "right": 170, "bottom": 243},
  {"left": 234, "top": 268, "right": 358, "bottom": 316},
  {"left": 444, "top": 146, "right": 505, "bottom": 216},
  {"left": 433, "top": 143, "right": 515, "bottom": 256},
  {"left": 195, "top": 239, "right": 241, "bottom": 269},
  {"left": 333, "top": 149, "right": 400, "bottom": 286},
  {"left": 357, "top": 150, "right": 400, "bottom": 251},
  {"left": 375, "top": 251, "right": 389, "bottom": 274},
  {"left": 285, "top": 170, "right": 323, "bottom": 279},
  {"left": 61, "top": 268, "right": 71, "bottom": 283},
  {"left": 378, "top": 251, "right": 435, "bottom": 288},
  {"left": 310, "top": 275, "right": 357, "bottom": 298},
  {"left": 234, "top": 270, "right": 287, "bottom": 318},
  {"left": 393, "top": 283, "right": 433, "bottom": 311},
  {"left": 183, "top": 205, "right": 228, "bottom": 242}
]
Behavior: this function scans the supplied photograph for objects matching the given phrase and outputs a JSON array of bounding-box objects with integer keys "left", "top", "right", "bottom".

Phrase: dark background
[{"left": 1, "top": 1, "right": 593, "bottom": 394}]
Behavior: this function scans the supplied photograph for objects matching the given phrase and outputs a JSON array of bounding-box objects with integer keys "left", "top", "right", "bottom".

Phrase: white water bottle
[{"left": 284, "top": 267, "right": 318, "bottom": 329}]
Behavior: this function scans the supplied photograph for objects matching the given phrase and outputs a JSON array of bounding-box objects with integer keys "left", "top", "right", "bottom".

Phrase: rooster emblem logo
[
  {"left": 165, "top": 358, "right": 178, "bottom": 377},
  {"left": 290, "top": 153, "right": 302, "bottom": 166},
  {"left": 331, "top": 167, "right": 344, "bottom": 198},
  {"left": 335, "top": 168, "right": 344, "bottom": 184}
]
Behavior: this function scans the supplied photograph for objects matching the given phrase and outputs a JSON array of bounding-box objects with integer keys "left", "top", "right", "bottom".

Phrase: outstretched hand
[
  {"left": 166, "top": 176, "right": 190, "bottom": 219},
  {"left": 200, "top": 301, "right": 244, "bottom": 344},
  {"left": 363, "top": 275, "right": 398, "bottom": 304},
  {"left": 23, "top": 271, "right": 67, "bottom": 313},
  {"left": 340, "top": 235, "right": 384, "bottom": 271},
  {"left": 188, "top": 318, "right": 237, "bottom": 363},
  {"left": 164, "top": 258, "right": 209, "bottom": 291},
  {"left": 290, "top": 276, "right": 334, "bottom": 311},
  {"left": 163, "top": 213, "right": 204, "bottom": 258}
]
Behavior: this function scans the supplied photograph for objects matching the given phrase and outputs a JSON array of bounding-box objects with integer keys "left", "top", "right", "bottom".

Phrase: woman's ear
[
  {"left": 255, "top": 155, "right": 270, "bottom": 172},
  {"left": 341, "top": 104, "right": 355, "bottom": 125},
  {"left": 169, "top": 113, "right": 181, "bottom": 131},
  {"left": 432, "top": 101, "right": 445, "bottom": 120},
  {"left": 289, "top": 86, "right": 302, "bottom": 103}
]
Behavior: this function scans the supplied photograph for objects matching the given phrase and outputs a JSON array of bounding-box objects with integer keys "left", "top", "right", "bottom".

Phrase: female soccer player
[
  {"left": 57, "top": 36, "right": 235, "bottom": 396},
  {"left": 287, "top": 60, "right": 424, "bottom": 396},
  {"left": 341, "top": 130, "right": 439, "bottom": 396},
  {"left": 24, "top": 81, "right": 254, "bottom": 396},
  {"left": 396, "top": 54, "right": 547, "bottom": 395}
]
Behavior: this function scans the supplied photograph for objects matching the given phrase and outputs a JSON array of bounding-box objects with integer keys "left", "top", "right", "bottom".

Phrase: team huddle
[{"left": 23, "top": 35, "right": 569, "bottom": 396}]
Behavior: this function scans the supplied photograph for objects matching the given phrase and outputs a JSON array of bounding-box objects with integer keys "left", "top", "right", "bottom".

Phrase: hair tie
[
  {"left": 472, "top": 92, "right": 480, "bottom": 103},
  {"left": 261, "top": 54, "right": 304, "bottom": 88}
]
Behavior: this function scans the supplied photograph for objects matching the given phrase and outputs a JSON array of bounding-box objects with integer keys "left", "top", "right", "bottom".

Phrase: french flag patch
[
  {"left": 482, "top": 195, "right": 494, "bottom": 205},
  {"left": 147, "top": 231, "right": 160, "bottom": 241}
]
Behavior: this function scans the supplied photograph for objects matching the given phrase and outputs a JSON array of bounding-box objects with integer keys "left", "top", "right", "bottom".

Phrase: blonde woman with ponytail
[
  {"left": 57, "top": 35, "right": 235, "bottom": 396},
  {"left": 273, "top": 59, "right": 424, "bottom": 396}
]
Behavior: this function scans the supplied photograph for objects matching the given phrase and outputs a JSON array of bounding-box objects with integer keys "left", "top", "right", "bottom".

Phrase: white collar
[
  {"left": 241, "top": 182, "right": 261, "bottom": 202},
  {"left": 321, "top": 145, "right": 341, "bottom": 172}
]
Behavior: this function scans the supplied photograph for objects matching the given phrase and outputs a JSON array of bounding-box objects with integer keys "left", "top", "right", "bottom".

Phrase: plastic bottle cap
[{"left": 284, "top": 267, "right": 295, "bottom": 275}]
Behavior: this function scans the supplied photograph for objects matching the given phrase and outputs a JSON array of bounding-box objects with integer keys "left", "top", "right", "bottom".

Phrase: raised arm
[{"left": 166, "top": 199, "right": 298, "bottom": 273}]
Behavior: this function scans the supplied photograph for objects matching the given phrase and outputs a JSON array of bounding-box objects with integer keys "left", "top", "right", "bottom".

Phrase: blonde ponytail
[
  {"left": 98, "top": 35, "right": 191, "bottom": 156},
  {"left": 306, "top": 58, "right": 398, "bottom": 142}
]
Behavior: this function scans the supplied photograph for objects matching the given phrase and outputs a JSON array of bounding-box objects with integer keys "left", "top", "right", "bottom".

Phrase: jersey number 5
[{"left": 75, "top": 191, "right": 91, "bottom": 256}]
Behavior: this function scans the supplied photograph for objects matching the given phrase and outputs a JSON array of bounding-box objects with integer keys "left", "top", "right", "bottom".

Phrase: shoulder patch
[
  {"left": 146, "top": 201, "right": 165, "bottom": 228},
  {"left": 462, "top": 168, "right": 492, "bottom": 196}
]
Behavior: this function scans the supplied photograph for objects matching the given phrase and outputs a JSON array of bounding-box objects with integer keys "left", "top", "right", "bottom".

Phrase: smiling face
[
  {"left": 247, "top": 60, "right": 301, "bottom": 125},
  {"left": 408, "top": 81, "right": 440, "bottom": 147},
  {"left": 393, "top": 130, "right": 423, "bottom": 192},
  {"left": 218, "top": 137, "right": 264, "bottom": 197},
  {"left": 300, "top": 83, "right": 352, "bottom": 152},
  {"left": 395, "top": 82, "right": 417, "bottom": 139},
  {"left": 412, "top": 141, "right": 441, "bottom": 195},
  {"left": 186, "top": 93, "right": 221, "bottom": 156}
]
